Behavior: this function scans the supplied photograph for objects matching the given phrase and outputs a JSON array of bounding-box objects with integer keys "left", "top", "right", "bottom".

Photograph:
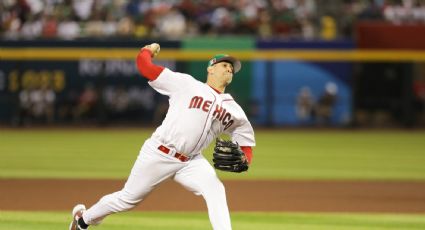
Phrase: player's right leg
[
  {"left": 70, "top": 138, "right": 184, "bottom": 227},
  {"left": 174, "top": 154, "right": 232, "bottom": 230}
]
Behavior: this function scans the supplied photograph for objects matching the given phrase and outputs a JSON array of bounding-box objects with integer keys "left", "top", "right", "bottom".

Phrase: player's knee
[
  {"left": 205, "top": 178, "right": 226, "bottom": 195},
  {"left": 216, "top": 181, "right": 226, "bottom": 194},
  {"left": 201, "top": 181, "right": 227, "bottom": 205}
]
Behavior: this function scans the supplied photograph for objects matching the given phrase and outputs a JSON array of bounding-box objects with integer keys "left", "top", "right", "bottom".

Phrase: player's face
[{"left": 214, "top": 62, "right": 234, "bottom": 85}]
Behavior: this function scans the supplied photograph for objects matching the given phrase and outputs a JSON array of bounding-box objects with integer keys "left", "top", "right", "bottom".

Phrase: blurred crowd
[
  {"left": 13, "top": 84, "right": 165, "bottom": 126},
  {"left": 2, "top": 0, "right": 425, "bottom": 41}
]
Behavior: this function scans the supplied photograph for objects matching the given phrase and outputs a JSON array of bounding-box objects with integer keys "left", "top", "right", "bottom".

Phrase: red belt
[{"left": 158, "top": 145, "right": 190, "bottom": 162}]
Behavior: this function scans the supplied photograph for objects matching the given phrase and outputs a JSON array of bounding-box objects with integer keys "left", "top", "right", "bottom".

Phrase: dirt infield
[{"left": 1, "top": 179, "right": 425, "bottom": 213}]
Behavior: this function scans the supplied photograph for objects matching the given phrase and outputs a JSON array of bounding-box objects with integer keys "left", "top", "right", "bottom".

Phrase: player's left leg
[
  {"left": 173, "top": 154, "right": 231, "bottom": 230},
  {"left": 75, "top": 139, "right": 184, "bottom": 227}
]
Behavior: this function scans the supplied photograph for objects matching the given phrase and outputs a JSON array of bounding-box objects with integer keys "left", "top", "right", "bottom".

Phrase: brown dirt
[{"left": 1, "top": 179, "right": 425, "bottom": 213}]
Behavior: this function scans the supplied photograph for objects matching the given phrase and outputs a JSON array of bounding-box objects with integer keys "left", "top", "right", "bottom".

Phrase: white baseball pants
[{"left": 82, "top": 138, "right": 232, "bottom": 230}]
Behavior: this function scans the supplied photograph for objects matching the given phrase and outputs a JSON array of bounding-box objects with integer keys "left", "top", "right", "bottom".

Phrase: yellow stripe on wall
[{"left": 1, "top": 48, "right": 425, "bottom": 61}]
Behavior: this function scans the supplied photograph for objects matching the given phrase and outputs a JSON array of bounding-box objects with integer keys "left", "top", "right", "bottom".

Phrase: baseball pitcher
[{"left": 69, "top": 43, "right": 255, "bottom": 230}]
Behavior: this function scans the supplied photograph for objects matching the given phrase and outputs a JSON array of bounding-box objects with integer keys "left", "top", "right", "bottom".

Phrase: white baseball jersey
[
  {"left": 148, "top": 68, "right": 255, "bottom": 157},
  {"left": 78, "top": 52, "right": 250, "bottom": 230}
]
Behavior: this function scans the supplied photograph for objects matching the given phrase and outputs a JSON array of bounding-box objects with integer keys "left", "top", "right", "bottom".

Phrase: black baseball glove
[{"left": 213, "top": 139, "right": 249, "bottom": 173}]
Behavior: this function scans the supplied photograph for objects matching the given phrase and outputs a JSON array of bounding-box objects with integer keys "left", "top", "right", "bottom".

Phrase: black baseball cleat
[{"left": 69, "top": 204, "right": 87, "bottom": 230}]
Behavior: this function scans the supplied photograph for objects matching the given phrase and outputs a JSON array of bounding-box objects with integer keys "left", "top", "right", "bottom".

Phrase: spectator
[
  {"left": 17, "top": 88, "right": 33, "bottom": 125},
  {"left": 112, "top": 86, "right": 130, "bottom": 114},
  {"left": 296, "top": 86, "right": 315, "bottom": 123},
  {"left": 41, "top": 13, "right": 58, "bottom": 38},
  {"left": 116, "top": 16, "right": 135, "bottom": 37},
  {"left": 320, "top": 15, "right": 337, "bottom": 40},
  {"left": 102, "top": 11, "right": 118, "bottom": 37},
  {"left": 1, "top": 5, "right": 22, "bottom": 39},
  {"left": 101, "top": 86, "right": 132, "bottom": 122},
  {"left": 257, "top": 9, "right": 273, "bottom": 39},
  {"left": 72, "top": 0, "right": 94, "bottom": 21},
  {"left": 57, "top": 15, "right": 80, "bottom": 40},
  {"left": 58, "top": 89, "right": 79, "bottom": 123},
  {"left": 127, "top": 86, "right": 154, "bottom": 112},
  {"left": 315, "top": 82, "right": 338, "bottom": 125},
  {"left": 74, "top": 83, "right": 98, "bottom": 123},
  {"left": 84, "top": 10, "right": 104, "bottom": 37},
  {"left": 210, "top": 7, "right": 236, "bottom": 34},
  {"left": 154, "top": 7, "right": 187, "bottom": 39},
  {"left": 29, "top": 85, "right": 56, "bottom": 124}
]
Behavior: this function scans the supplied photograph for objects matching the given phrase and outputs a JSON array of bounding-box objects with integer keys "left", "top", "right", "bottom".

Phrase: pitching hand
[{"left": 143, "top": 43, "right": 160, "bottom": 58}]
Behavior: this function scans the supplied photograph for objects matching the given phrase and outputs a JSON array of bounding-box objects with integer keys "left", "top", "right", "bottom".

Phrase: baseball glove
[{"left": 213, "top": 139, "right": 249, "bottom": 173}]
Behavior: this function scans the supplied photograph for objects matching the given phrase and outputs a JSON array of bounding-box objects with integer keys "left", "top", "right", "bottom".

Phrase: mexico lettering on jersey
[
  {"left": 148, "top": 68, "right": 255, "bottom": 157},
  {"left": 188, "top": 96, "right": 234, "bottom": 131}
]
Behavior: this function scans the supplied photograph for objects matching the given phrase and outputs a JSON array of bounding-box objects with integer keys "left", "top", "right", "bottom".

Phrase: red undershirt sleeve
[
  {"left": 136, "top": 49, "right": 165, "bottom": 81},
  {"left": 241, "top": 146, "right": 253, "bottom": 164}
]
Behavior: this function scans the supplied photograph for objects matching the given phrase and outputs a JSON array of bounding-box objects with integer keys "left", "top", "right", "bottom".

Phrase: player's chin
[{"left": 225, "top": 74, "right": 233, "bottom": 84}]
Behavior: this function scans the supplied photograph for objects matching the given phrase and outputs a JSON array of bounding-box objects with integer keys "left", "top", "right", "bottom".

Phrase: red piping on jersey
[
  {"left": 208, "top": 85, "right": 222, "bottom": 94},
  {"left": 241, "top": 146, "right": 253, "bottom": 164},
  {"left": 136, "top": 49, "right": 164, "bottom": 81},
  {"left": 190, "top": 92, "right": 217, "bottom": 154}
]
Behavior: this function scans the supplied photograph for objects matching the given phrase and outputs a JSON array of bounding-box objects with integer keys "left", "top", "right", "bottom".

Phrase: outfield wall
[{"left": 1, "top": 37, "right": 424, "bottom": 127}]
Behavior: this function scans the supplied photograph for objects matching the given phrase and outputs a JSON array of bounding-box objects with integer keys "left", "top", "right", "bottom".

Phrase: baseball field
[{"left": 1, "top": 128, "right": 425, "bottom": 229}]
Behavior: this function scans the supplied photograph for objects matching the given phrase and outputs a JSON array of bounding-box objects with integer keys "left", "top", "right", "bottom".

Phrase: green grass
[
  {"left": 0, "top": 129, "right": 425, "bottom": 180},
  {"left": 1, "top": 129, "right": 424, "bottom": 229},
  {"left": 1, "top": 211, "right": 425, "bottom": 230}
]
